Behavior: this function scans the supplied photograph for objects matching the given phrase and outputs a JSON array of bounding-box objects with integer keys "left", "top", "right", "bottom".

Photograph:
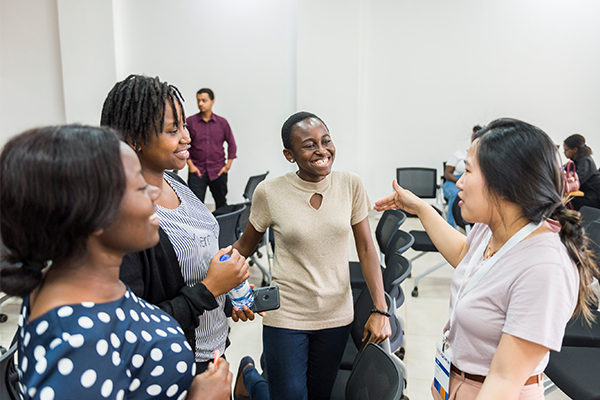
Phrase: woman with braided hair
[
  {"left": 0, "top": 125, "right": 231, "bottom": 399},
  {"left": 376, "top": 118, "right": 598, "bottom": 400},
  {"left": 101, "top": 75, "right": 255, "bottom": 375}
]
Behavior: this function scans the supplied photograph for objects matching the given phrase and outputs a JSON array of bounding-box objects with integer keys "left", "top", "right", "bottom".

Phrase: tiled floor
[{"left": 0, "top": 211, "right": 571, "bottom": 399}]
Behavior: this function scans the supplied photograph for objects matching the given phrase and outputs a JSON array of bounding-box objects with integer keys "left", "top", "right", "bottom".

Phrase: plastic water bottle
[{"left": 221, "top": 254, "right": 255, "bottom": 309}]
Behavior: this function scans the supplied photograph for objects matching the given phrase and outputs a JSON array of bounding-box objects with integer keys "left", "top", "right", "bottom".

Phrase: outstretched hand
[{"left": 374, "top": 179, "right": 423, "bottom": 216}]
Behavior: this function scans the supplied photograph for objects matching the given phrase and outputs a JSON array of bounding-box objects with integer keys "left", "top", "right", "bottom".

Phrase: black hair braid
[
  {"left": 101, "top": 75, "right": 185, "bottom": 150},
  {"left": 553, "top": 205, "right": 599, "bottom": 323}
]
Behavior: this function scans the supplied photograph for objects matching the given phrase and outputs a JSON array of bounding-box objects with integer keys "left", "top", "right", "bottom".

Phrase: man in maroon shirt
[{"left": 186, "top": 88, "right": 237, "bottom": 210}]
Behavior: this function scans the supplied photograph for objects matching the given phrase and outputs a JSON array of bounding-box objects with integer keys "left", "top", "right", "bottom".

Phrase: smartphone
[{"left": 250, "top": 285, "right": 280, "bottom": 313}]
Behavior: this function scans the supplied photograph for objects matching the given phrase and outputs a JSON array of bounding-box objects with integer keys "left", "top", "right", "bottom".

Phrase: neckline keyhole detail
[{"left": 310, "top": 193, "right": 323, "bottom": 210}]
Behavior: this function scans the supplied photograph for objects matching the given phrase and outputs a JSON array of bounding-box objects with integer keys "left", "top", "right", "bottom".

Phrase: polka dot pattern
[{"left": 17, "top": 288, "right": 194, "bottom": 400}]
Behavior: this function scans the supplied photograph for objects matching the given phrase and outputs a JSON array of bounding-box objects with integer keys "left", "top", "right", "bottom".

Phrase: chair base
[{"left": 411, "top": 260, "right": 448, "bottom": 297}]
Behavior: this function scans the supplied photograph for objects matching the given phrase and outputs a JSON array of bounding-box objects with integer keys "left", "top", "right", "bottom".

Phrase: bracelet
[{"left": 370, "top": 308, "right": 391, "bottom": 317}]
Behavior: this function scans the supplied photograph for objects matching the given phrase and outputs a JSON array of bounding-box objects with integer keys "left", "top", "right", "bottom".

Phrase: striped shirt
[{"left": 156, "top": 172, "right": 227, "bottom": 362}]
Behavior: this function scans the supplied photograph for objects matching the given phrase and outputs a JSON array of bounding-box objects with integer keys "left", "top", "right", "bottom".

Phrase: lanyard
[{"left": 448, "top": 220, "right": 543, "bottom": 332}]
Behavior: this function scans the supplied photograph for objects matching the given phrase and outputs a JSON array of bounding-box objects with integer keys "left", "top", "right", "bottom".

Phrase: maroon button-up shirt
[{"left": 186, "top": 112, "right": 237, "bottom": 181}]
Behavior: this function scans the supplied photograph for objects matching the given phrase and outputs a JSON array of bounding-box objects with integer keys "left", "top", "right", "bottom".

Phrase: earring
[{"left": 289, "top": 159, "right": 295, "bottom": 163}]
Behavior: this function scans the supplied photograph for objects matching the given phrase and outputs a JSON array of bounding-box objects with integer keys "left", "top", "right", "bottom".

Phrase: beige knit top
[{"left": 249, "top": 171, "right": 370, "bottom": 330}]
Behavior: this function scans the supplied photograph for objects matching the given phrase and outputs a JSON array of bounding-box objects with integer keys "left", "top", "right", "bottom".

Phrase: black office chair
[
  {"left": 544, "top": 346, "right": 600, "bottom": 400},
  {"left": 351, "top": 229, "right": 413, "bottom": 303},
  {"left": 340, "top": 288, "right": 395, "bottom": 370},
  {"left": 562, "top": 310, "right": 600, "bottom": 348},
  {"left": 396, "top": 167, "right": 444, "bottom": 217},
  {"left": 383, "top": 252, "right": 412, "bottom": 359},
  {"left": 407, "top": 208, "right": 449, "bottom": 298},
  {"left": 451, "top": 195, "right": 472, "bottom": 234},
  {"left": 579, "top": 206, "right": 600, "bottom": 228},
  {"left": 215, "top": 204, "right": 247, "bottom": 248},
  {"left": 331, "top": 343, "right": 405, "bottom": 400},
  {"left": 350, "top": 210, "right": 407, "bottom": 293},
  {"left": 1, "top": 338, "right": 19, "bottom": 400},
  {"left": 243, "top": 171, "right": 269, "bottom": 202}
]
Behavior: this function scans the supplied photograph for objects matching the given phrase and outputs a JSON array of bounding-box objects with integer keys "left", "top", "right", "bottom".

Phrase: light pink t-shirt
[{"left": 447, "top": 223, "right": 579, "bottom": 376}]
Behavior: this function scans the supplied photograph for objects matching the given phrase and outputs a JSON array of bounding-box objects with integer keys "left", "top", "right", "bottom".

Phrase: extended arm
[
  {"left": 375, "top": 179, "right": 469, "bottom": 267},
  {"left": 233, "top": 222, "right": 265, "bottom": 258},
  {"left": 476, "top": 333, "right": 548, "bottom": 400},
  {"left": 353, "top": 218, "right": 392, "bottom": 344}
]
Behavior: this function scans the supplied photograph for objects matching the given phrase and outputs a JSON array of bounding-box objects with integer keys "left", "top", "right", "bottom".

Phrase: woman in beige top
[{"left": 233, "top": 111, "right": 390, "bottom": 400}]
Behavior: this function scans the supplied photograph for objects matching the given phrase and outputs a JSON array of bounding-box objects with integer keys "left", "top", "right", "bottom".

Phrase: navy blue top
[{"left": 17, "top": 287, "right": 195, "bottom": 400}]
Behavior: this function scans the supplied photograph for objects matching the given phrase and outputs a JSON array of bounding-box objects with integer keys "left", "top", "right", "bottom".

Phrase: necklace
[{"left": 483, "top": 239, "right": 497, "bottom": 260}]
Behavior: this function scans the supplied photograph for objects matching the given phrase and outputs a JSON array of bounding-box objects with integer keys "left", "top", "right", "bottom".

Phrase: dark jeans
[
  {"left": 261, "top": 324, "right": 351, "bottom": 400},
  {"left": 188, "top": 171, "right": 228, "bottom": 209}
]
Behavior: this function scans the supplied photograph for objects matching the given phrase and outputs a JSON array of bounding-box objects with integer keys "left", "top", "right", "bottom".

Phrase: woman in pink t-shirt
[{"left": 376, "top": 118, "right": 598, "bottom": 400}]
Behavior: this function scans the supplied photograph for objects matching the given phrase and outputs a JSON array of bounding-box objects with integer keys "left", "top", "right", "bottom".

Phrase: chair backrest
[
  {"left": 235, "top": 201, "right": 252, "bottom": 239},
  {"left": 384, "top": 230, "right": 414, "bottom": 265},
  {"left": 586, "top": 221, "right": 600, "bottom": 265},
  {"left": 215, "top": 204, "right": 247, "bottom": 248},
  {"left": 345, "top": 343, "right": 404, "bottom": 400},
  {"left": 580, "top": 206, "right": 600, "bottom": 230},
  {"left": 383, "top": 253, "right": 412, "bottom": 301},
  {"left": 243, "top": 171, "right": 269, "bottom": 202},
  {"left": 451, "top": 195, "right": 472, "bottom": 232},
  {"left": 1, "top": 342, "right": 19, "bottom": 400},
  {"left": 375, "top": 210, "right": 406, "bottom": 255},
  {"left": 396, "top": 167, "right": 437, "bottom": 199},
  {"left": 351, "top": 288, "right": 393, "bottom": 352}
]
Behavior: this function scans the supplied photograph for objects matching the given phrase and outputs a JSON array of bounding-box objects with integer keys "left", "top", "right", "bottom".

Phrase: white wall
[
  {"left": 0, "top": 0, "right": 66, "bottom": 145},
  {"left": 112, "top": 0, "right": 297, "bottom": 204},
  {"left": 2, "top": 0, "right": 600, "bottom": 203},
  {"left": 57, "top": 0, "right": 118, "bottom": 125}
]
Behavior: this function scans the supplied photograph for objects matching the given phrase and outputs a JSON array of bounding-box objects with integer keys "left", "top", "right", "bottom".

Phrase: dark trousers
[
  {"left": 188, "top": 171, "right": 228, "bottom": 209},
  {"left": 262, "top": 324, "right": 351, "bottom": 400}
]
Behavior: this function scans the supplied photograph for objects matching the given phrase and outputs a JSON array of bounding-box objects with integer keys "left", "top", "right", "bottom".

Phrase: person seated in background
[
  {"left": 101, "top": 75, "right": 255, "bottom": 374},
  {"left": 443, "top": 125, "right": 482, "bottom": 227},
  {"left": 377, "top": 118, "right": 598, "bottom": 400},
  {"left": 0, "top": 125, "right": 231, "bottom": 399},
  {"left": 563, "top": 133, "right": 600, "bottom": 210}
]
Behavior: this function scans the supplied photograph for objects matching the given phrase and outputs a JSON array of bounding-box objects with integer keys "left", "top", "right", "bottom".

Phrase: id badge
[{"left": 434, "top": 342, "right": 451, "bottom": 400}]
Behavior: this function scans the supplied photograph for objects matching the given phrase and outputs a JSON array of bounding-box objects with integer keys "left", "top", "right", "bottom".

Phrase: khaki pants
[{"left": 431, "top": 370, "right": 544, "bottom": 400}]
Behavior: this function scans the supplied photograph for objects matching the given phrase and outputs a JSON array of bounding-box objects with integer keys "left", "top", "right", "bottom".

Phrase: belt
[{"left": 450, "top": 364, "right": 541, "bottom": 386}]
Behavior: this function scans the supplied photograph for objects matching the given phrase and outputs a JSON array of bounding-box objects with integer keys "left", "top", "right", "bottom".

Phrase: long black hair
[
  {"left": 564, "top": 134, "right": 593, "bottom": 158},
  {"left": 474, "top": 118, "right": 598, "bottom": 323},
  {"left": 0, "top": 125, "right": 126, "bottom": 297},
  {"left": 101, "top": 74, "right": 185, "bottom": 150}
]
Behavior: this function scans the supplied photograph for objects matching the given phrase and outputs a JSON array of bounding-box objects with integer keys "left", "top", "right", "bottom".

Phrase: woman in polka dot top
[{"left": 0, "top": 125, "right": 232, "bottom": 399}]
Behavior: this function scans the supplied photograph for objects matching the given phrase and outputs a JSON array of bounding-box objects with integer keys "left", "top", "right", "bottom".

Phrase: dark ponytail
[
  {"left": 475, "top": 119, "right": 599, "bottom": 324},
  {"left": 552, "top": 206, "right": 599, "bottom": 323}
]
